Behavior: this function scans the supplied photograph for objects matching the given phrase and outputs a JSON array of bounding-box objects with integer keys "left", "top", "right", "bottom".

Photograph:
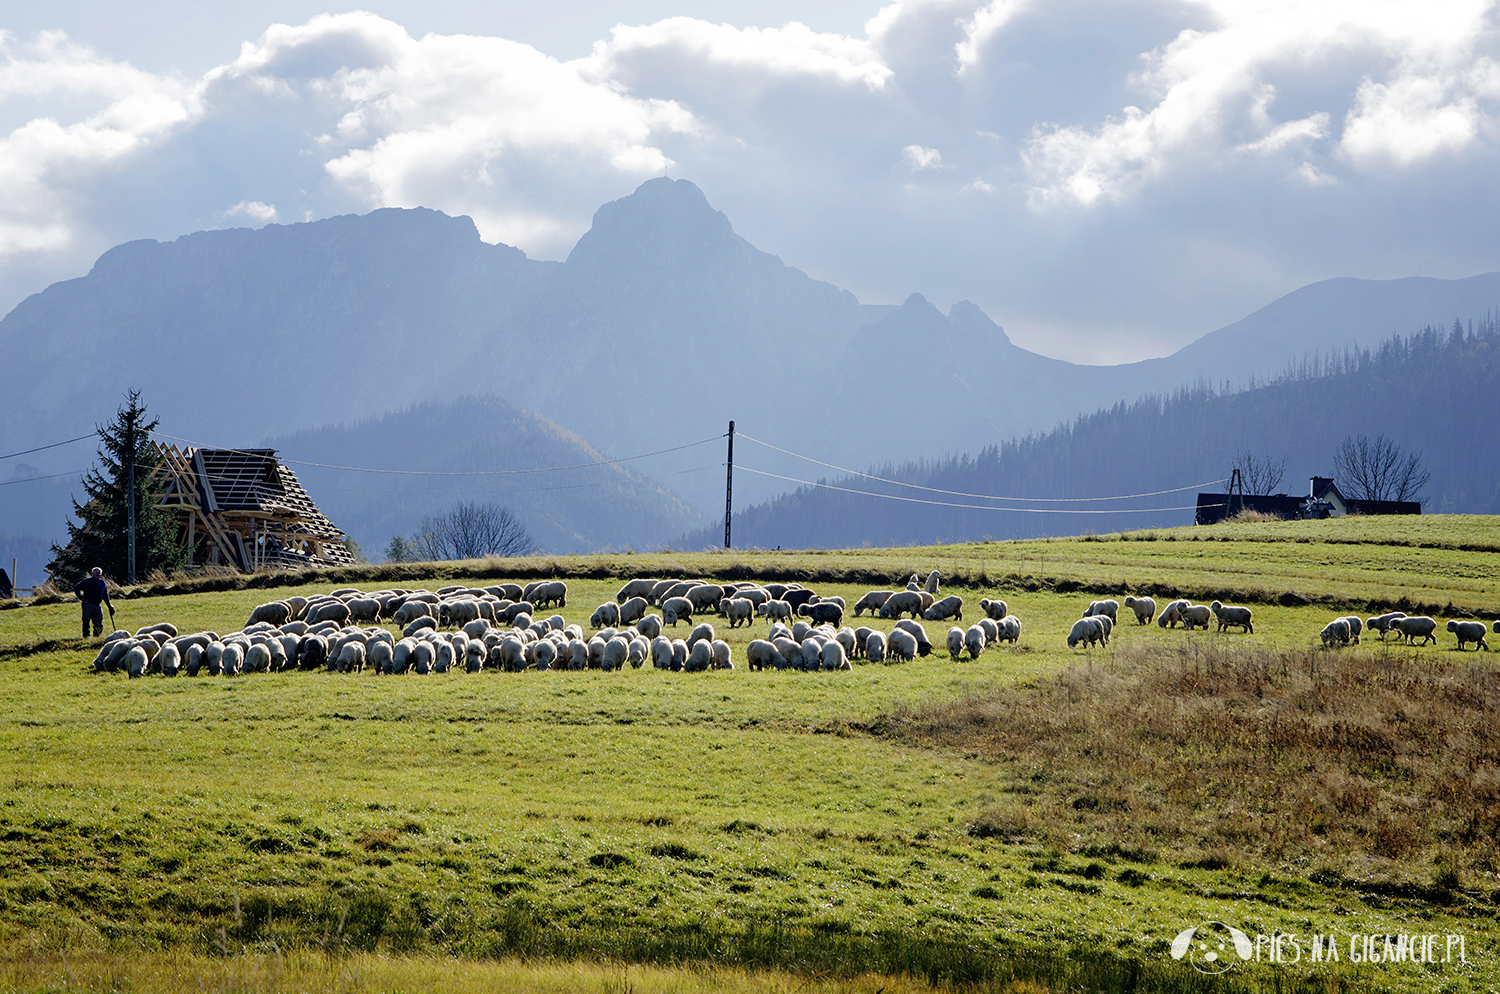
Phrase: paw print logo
[{"left": 1170, "top": 921, "right": 1253, "bottom": 974}]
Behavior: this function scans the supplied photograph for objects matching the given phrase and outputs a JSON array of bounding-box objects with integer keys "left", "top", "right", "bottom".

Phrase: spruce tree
[{"left": 49, "top": 391, "right": 184, "bottom": 584}]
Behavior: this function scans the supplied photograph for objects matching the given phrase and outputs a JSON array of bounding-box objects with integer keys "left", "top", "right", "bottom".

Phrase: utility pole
[
  {"left": 724, "top": 420, "right": 734, "bottom": 549},
  {"left": 126, "top": 412, "right": 136, "bottom": 584},
  {"left": 1228, "top": 467, "right": 1243, "bottom": 519}
]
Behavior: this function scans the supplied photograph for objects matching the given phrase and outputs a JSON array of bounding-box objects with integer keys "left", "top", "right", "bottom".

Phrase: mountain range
[{"left": 3, "top": 177, "right": 1499, "bottom": 582}]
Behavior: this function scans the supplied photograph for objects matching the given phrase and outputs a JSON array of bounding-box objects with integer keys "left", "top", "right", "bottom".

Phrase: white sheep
[
  {"left": 1067, "top": 617, "right": 1105, "bottom": 649},
  {"left": 758, "top": 600, "right": 793, "bottom": 625},
  {"left": 652, "top": 636, "right": 674, "bottom": 670},
  {"left": 628, "top": 638, "right": 650, "bottom": 668},
  {"left": 946, "top": 627, "right": 965, "bottom": 657},
  {"left": 835, "top": 627, "right": 856, "bottom": 658},
  {"left": 618, "top": 597, "right": 649, "bottom": 625},
  {"left": 123, "top": 644, "right": 150, "bottom": 679},
  {"left": 1123, "top": 596, "right": 1156, "bottom": 625},
  {"left": 220, "top": 642, "right": 244, "bottom": 676},
  {"left": 1337, "top": 616, "right": 1364, "bottom": 643},
  {"left": 887, "top": 629, "right": 918, "bottom": 662},
  {"left": 979, "top": 598, "right": 1008, "bottom": 621},
  {"left": 712, "top": 639, "right": 733, "bottom": 671},
  {"left": 773, "top": 637, "right": 802, "bottom": 669},
  {"left": 1082, "top": 600, "right": 1120, "bottom": 623},
  {"left": 590, "top": 602, "right": 621, "bottom": 629},
  {"left": 662, "top": 596, "right": 694, "bottom": 626},
  {"left": 636, "top": 615, "right": 663, "bottom": 640},
  {"left": 820, "top": 640, "right": 849, "bottom": 671},
  {"left": 1320, "top": 619, "right": 1352, "bottom": 648},
  {"left": 1157, "top": 600, "right": 1189, "bottom": 628},
  {"left": 923, "top": 570, "right": 941, "bottom": 593},
  {"left": 616, "top": 578, "right": 659, "bottom": 603},
  {"left": 533, "top": 639, "right": 558, "bottom": 670},
  {"left": 1210, "top": 601, "right": 1254, "bottom": 634},
  {"left": 923, "top": 596, "right": 964, "bottom": 623},
  {"left": 853, "top": 591, "right": 893, "bottom": 617},
  {"left": 964, "top": 625, "right": 985, "bottom": 660},
  {"left": 1393, "top": 616, "right": 1438, "bottom": 646},
  {"left": 602, "top": 637, "right": 629, "bottom": 672},
  {"left": 244, "top": 642, "right": 273, "bottom": 674},
  {"left": 746, "top": 639, "right": 782, "bottom": 671},
  {"left": 157, "top": 642, "right": 181, "bottom": 677},
  {"left": 368, "top": 639, "right": 394, "bottom": 674},
  {"left": 720, "top": 598, "right": 754, "bottom": 628},
  {"left": 865, "top": 630, "right": 887, "bottom": 663},
  {"left": 684, "top": 640, "right": 713, "bottom": 672},
  {"left": 567, "top": 639, "right": 589, "bottom": 671},
  {"left": 1180, "top": 604, "right": 1212, "bottom": 631},
  {"left": 687, "top": 622, "right": 716, "bottom": 649},
  {"left": 671, "top": 639, "right": 688, "bottom": 672},
  {"left": 893, "top": 620, "right": 933, "bottom": 657},
  {"left": 879, "top": 590, "right": 924, "bottom": 620},
  {"left": 1447, "top": 620, "right": 1489, "bottom": 651}
]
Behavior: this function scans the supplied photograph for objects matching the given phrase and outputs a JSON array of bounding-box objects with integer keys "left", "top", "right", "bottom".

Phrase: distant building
[
  {"left": 153, "top": 445, "right": 355, "bottom": 571},
  {"left": 1195, "top": 476, "right": 1421, "bottom": 525}
]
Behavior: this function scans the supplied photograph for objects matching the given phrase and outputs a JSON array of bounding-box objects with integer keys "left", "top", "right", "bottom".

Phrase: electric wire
[
  {"left": 0, "top": 469, "right": 87, "bottom": 487},
  {"left": 736, "top": 430, "right": 1226, "bottom": 502},
  {"left": 0, "top": 433, "right": 95, "bottom": 461},
  {"left": 737, "top": 465, "right": 1204, "bottom": 514},
  {"left": 149, "top": 431, "right": 726, "bottom": 476}
]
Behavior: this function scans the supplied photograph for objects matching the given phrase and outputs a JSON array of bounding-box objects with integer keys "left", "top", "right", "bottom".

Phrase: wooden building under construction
[{"left": 153, "top": 445, "right": 355, "bottom": 571}]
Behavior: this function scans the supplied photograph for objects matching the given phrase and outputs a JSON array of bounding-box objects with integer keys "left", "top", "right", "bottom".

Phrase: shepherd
[{"left": 72, "top": 567, "right": 113, "bottom": 637}]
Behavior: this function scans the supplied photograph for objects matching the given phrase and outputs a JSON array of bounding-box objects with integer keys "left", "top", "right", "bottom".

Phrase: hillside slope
[{"left": 689, "top": 322, "right": 1500, "bottom": 549}]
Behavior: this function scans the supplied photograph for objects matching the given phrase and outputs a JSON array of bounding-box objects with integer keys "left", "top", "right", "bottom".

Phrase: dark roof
[
  {"left": 1195, "top": 493, "right": 1304, "bottom": 525},
  {"left": 191, "top": 448, "right": 346, "bottom": 540}
]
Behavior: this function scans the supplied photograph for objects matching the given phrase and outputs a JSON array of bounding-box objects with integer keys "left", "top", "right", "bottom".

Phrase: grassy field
[{"left": 1, "top": 515, "right": 1498, "bottom": 993}]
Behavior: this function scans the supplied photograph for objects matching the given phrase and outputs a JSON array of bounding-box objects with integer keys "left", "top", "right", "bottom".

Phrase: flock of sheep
[
  {"left": 85, "top": 568, "right": 1498, "bottom": 679},
  {"left": 1320, "top": 612, "right": 1495, "bottom": 651}
]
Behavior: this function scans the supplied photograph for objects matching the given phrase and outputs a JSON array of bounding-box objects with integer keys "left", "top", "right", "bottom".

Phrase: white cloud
[
  {"left": 955, "top": 0, "right": 1028, "bottom": 72},
  {"left": 900, "top": 144, "right": 944, "bottom": 170},
  {"left": 1022, "top": 0, "right": 1500, "bottom": 207},
  {"left": 962, "top": 177, "right": 995, "bottom": 192},
  {"left": 222, "top": 200, "right": 278, "bottom": 223},
  {"left": 0, "top": 30, "right": 198, "bottom": 258}
]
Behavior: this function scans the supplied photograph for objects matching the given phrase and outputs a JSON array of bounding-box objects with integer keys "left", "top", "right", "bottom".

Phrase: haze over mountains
[{"left": 4, "top": 177, "right": 1499, "bottom": 579}]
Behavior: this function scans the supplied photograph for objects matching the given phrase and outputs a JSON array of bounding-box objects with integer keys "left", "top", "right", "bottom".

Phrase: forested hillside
[
  {"left": 689, "top": 320, "right": 1500, "bottom": 549},
  {"left": 266, "top": 396, "right": 708, "bottom": 557}
]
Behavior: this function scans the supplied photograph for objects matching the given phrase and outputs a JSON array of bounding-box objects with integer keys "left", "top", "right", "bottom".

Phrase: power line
[
  {"left": 0, "top": 473, "right": 85, "bottom": 488},
  {"left": 149, "top": 431, "right": 726, "bottom": 476},
  {"left": 0, "top": 433, "right": 95, "bottom": 462},
  {"left": 737, "top": 465, "right": 1203, "bottom": 514},
  {"left": 736, "top": 431, "right": 1227, "bottom": 502}
]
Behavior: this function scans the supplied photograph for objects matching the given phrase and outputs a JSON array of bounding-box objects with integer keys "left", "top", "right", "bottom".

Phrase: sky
[{"left": 4, "top": 0, "right": 1500, "bottom": 362}]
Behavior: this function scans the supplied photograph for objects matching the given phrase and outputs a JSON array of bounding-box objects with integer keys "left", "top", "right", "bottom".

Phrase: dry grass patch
[{"left": 887, "top": 640, "right": 1500, "bottom": 889}]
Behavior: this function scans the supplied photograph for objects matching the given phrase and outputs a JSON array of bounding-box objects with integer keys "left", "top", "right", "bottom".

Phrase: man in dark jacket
[{"left": 73, "top": 567, "right": 112, "bottom": 637}]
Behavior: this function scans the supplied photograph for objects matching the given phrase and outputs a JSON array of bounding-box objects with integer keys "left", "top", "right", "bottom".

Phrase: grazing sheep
[
  {"left": 498, "top": 601, "right": 534, "bottom": 625},
  {"left": 853, "top": 591, "right": 893, "bottom": 617},
  {"left": 923, "top": 570, "right": 941, "bottom": 594},
  {"left": 1157, "top": 600, "right": 1187, "bottom": 628},
  {"left": 1210, "top": 601, "right": 1254, "bottom": 634},
  {"left": 735, "top": 587, "right": 771, "bottom": 608},
  {"left": 683, "top": 640, "right": 713, "bottom": 673},
  {"left": 646, "top": 580, "right": 680, "bottom": 605},
  {"left": 746, "top": 639, "right": 782, "bottom": 671},
  {"left": 652, "top": 636, "right": 674, "bottom": 670},
  {"left": 156, "top": 643, "right": 181, "bottom": 677},
  {"left": 616, "top": 578, "right": 659, "bottom": 603},
  {"left": 946, "top": 627, "right": 965, "bottom": 657},
  {"left": 392, "top": 639, "right": 416, "bottom": 675},
  {"left": 820, "top": 640, "right": 849, "bottom": 671},
  {"left": 221, "top": 642, "right": 245, "bottom": 677},
  {"left": 1082, "top": 600, "right": 1120, "bottom": 623},
  {"left": 1067, "top": 617, "right": 1105, "bottom": 649},
  {"left": 685, "top": 584, "right": 725, "bottom": 614},
  {"left": 440, "top": 599, "right": 481, "bottom": 627},
  {"left": 887, "top": 629, "right": 918, "bottom": 662},
  {"left": 1335, "top": 616, "right": 1364, "bottom": 643},
  {"left": 295, "top": 635, "right": 327, "bottom": 671},
  {"left": 687, "top": 622, "right": 716, "bottom": 649},
  {"left": 465, "top": 639, "right": 487, "bottom": 673},
  {"left": 307, "top": 601, "right": 351, "bottom": 626},
  {"left": 923, "top": 596, "right": 963, "bottom": 623},
  {"left": 122, "top": 645, "right": 149, "bottom": 679},
  {"left": 979, "top": 598, "right": 1008, "bottom": 621},
  {"left": 1448, "top": 620, "right": 1489, "bottom": 651},
  {"left": 661, "top": 596, "right": 694, "bottom": 626},
  {"left": 403, "top": 616, "right": 437, "bottom": 638},
  {"left": 567, "top": 639, "right": 588, "bottom": 671},
  {"left": 590, "top": 602, "right": 621, "bottom": 629},
  {"left": 835, "top": 627, "right": 856, "bottom": 659},
  {"left": 184, "top": 643, "right": 204, "bottom": 677},
  {"left": 976, "top": 618, "right": 1000, "bottom": 644},
  {"left": 368, "top": 639, "right": 394, "bottom": 674},
  {"left": 879, "top": 590, "right": 924, "bottom": 620},
  {"left": 798, "top": 602, "right": 844, "bottom": 627},
  {"left": 1123, "top": 596, "right": 1156, "bottom": 625},
  {"left": 866, "top": 631, "right": 887, "bottom": 663},
  {"left": 772, "top": 637, "right": 802, "bottom": 670},
  {"left": 246, "top": 601, "right": 292, "bottom": 628},
  {"left": 720, "top": 598, "right": 755, "bottom": 628},
  {"left": 671, "top": 639, "right": 688, "bottom": 672},
  {"left": 1180, "top": 604, "right": 1212, "bottom": 631},
  {"left": 335, "top": 641, "right": 365, "bottom": 674},
  {"left": 964, "top": 625, "right": 985, "bottom": 660},
  {"left": 393, "top": 601, "right": 434, "bottom": 626},
  {"left": 628, "top": 638, "right": 650, "bottom": 668},
  {"left": 1393, "top": 616, "right": 1438, "bottom": 646},
  {"left": 635, "top": 615, "right": 663, "bottom": 640},
  {"left": 409, "top": 641, "right": 433, "bottom": 674},
  {"left": 346, "top": 598, "right": 381, "bottom": 623},
  {"left": 601, "top": 637, "right": 629, "bottom": 672},
  {"left": 893, "top": 620, "right": 933, "bottom": 657},
  {"left": 1320, "top": 619, "right": 1352, "bottom": 648},
  {"left": 533, "top": 639, "right": 558, "bottom": 671},
  {"left": 244, "top": 643, "right": 272, "bottom": 674},
  {"left": 462, "top": 619, "right": 490, "bottom": 641},
  {"left": 618, "top": 597, "right": 649, "bottom": 625},
  {"left": 758, "top": 600, "right": 793, "bottom": 625}
]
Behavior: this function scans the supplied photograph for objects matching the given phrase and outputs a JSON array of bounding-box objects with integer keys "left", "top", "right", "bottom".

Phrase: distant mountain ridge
[{"left": 4, "top": 176, "right": 1500, "bottom": 562}]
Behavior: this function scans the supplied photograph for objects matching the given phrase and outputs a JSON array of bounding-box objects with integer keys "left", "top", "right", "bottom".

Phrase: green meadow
[{"left": 1, "top": 515, "right": 1498, "bottom": 993}]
